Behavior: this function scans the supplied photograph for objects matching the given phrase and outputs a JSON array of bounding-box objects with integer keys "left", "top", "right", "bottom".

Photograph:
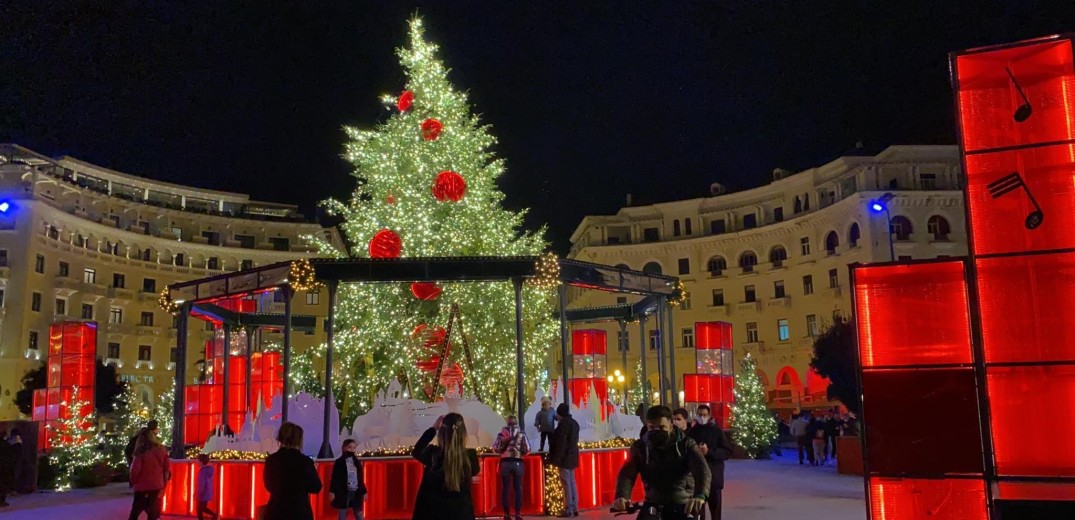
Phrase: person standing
[
  {"left": 824, "top": 413, "right": 839, "bottom": 461},
  {"left": 0, "top": 429, "right": 15, "bottom": 508},
  {"left": 548, "top": 403, "right": 580, "bottom": 518},
  {"left": 195, "top": 454, "right": 218, "bottom": 520},
  {"left": 672, "top": 408, "right": 691, "bottom": 434},
  {"left": 262, "top": 422, "right": 323, "bottom": 520},
  {"left": 126, "top": 420, "right": 158, "bottom": 465},
  {"left": 493, "top": 415, "right": 530, "bottom": 520},
  {"left": 790, "top": 414, "right": 810, "bottom": 465},
  {"left": 412, "top": 413, "right": 480, "bottom": 520},
  {"left": 534, "top": 398, "right": 556, "bottom": 452},
  {"left": 687, "top": 405, "right": 733, "bottom": 520},
  {"left": 127, "top": 429, "right": 170, "bottom": 520},
  {"left": 330, "top": 439, "right": 367, "bottom": 520}
]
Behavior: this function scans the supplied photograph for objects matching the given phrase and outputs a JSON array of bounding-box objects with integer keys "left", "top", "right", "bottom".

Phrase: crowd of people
[{"left": 783, "top": 410, "right": 858, "bottom": 466}]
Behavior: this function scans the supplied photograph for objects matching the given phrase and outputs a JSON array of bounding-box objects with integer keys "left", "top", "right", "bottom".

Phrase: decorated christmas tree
[
  {"left": 730, "top": 353, "right": 777, "bottom": 458},
  {"left": 113, "top": 384, "right": 151, "bottom": 440},
  {"left": 152, "top": 379, "right": 175, "bottom": 447},
  {"left": 48, "top": 388, "right": 105, "bottom": 491},
  {"left": 309, "top": 17, "right": 557, "bottom": 422}
]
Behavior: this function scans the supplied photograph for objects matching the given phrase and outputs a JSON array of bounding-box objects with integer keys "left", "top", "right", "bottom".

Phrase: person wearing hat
[{"left": 547, "top": 403, "right": 580, "bottom": 517}]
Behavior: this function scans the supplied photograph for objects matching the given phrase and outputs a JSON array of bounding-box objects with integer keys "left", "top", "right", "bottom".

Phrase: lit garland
[
  {"left": 529, "top": 251, "right": 561, "bottom": 288},
  {"left": 301, "top": 16, "right": 558, "bottom": 420},
  {"left": 153, "top": 379, "right": 175, "bottom": 447},
  {"left": 544, "top": 462, "right": 566, "bottom": 516},
  {"left": 288, "top": 258, "right": 323, "bottom": 292},
  {"left": 730, "top": 353, "right": 777, "bottom": 458},
  {"left": 668, "top": 280, "right": 687, "bottom": 307},
  {"left": 158, "top": 288, "right": 179, "bottom": 315}
]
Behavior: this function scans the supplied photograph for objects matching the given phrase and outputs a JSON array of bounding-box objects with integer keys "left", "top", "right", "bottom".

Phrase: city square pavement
[{"left": 2, "top": 451, "right": 864, "bottom": 520}]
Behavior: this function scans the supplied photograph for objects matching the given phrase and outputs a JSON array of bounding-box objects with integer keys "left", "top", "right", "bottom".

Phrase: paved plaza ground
[{"left": 2, "top": 451, "right": 865, "bottom": 520}]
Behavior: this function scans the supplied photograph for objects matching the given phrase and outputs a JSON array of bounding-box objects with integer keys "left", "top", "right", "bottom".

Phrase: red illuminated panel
[
  {"left": 954, "top": 38, "right": 1075, "bottom": 153},
  {"left": 854, "top": 262, "right": 972, "bottom": 367},
  {"left": 964, "top": 144, "right": 1075, "bottom": 255},
  {"left": 683, "top": 374, "right": 733, "bottom": 404},
  {"left": 571, "top": 329, "right": 607, "bottom": 355},
  {"left": 695, "top": 322, "right": 732, "bottom": 350},
  {"left": 976, "top": 252, "right": 1075, "bottom": 362},
  {"left": 869, "top": 477, "right": 988, "bottom": 520},
  {"left": 568, "top": 378, "right": 609, "bottom": 413},
  {"left": 988, "top": 365, "right": 1075, "bottom": 476},
  {"left": 478, "top": 456, "right": 545, "bottom": 516},
  {"left": 861, "top": 368, "right": 983, "bottom": 475}
]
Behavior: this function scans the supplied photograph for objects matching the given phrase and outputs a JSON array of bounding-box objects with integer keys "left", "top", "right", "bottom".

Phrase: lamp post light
[
  {"left": 869, "top": 192, "right": 896, "bottom": 261},
  {"left": 608, "top": 369, "right": 627, "bottom": 412}
]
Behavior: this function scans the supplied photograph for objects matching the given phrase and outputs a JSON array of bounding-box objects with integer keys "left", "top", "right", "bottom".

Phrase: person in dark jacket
[
  {"left": 547, "top": 403, "right": 580, "bottom": 518},
  {"left": 412, "top": 413, "right": 480, "bottom": 520},
  {"left": 686, "top": 405, "right": 733, "bottom": 520},
  {"left": 330, "top": 439, "right": 367, "bottom": 520},
  {"left": 613, "top": 405, "right": 710, "bottom": 520},
  {"left": 824, "top": 413, "right": 839, "bottom": 461},
  {"left": 126, "top": 420, "right": 159, "bottom": 465},
  {"left": 0, "top": 429, "right": 16, "bottom": 508},
  {"left": 262, "top": 422, "right": 323, "bottom": 520},
  {"left": 534, "top": 398, "right": 557, "bottom": 452}
]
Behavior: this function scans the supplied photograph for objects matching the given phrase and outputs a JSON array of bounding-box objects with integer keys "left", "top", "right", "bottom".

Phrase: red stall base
[
  {"left": 869, "top": 477, "right": 988, "bottom": 520},
  {"left": 987, "top": 365, "right": 1075, "bottom": 477},
  {"left": 853, "top": 261, "right": 973, "bottom": 367},
  {"left": 162, "top": 449, "right": 643, "bottom": 520}
]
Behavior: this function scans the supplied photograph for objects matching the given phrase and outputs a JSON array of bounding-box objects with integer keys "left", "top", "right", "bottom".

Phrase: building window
[
  {"left": 920, "top": 173, "right": 937, "bottom": 190},
  {"left": 769, "top": 246, "right": 787, "bottom": 267},
  {"left": 774, "top": 280, "right": 786, "bottom": 298},
  {"left": 710, "top": 219, "right": 726, "bottom": 234},
  {"left": 800, "top": 237, "right": 810, "bottom": 256},
  {"left": 746, "top": 322, "right": 759, "bottom": 343},
  {"left": 83, "top": 268, "right": 96, "bottom": 284},
  {"left": 642, "top": 228, "right": 659, "bottom": 242},
  {"left": 617, "top": 330, "right": 629, "bottom": 352},
  {"left": 81, "top": 304, "right": 93, "bottom": 320},
  {"left": 201, "top": 231, "right": 221, "bottom": 246},
  {"left": 59, "top": 261, "right": 69, "bottom": 277},
  {"left": 207, "top": 257, "right": 220, "bottom": 270},
  {"left": 642, "top": 262, "right": 662, "bottom": 275},
  {"left": 138, "top": 345, "right": 152, "bottom": 361},
  {"left": 743, "top": 214, "right": 757, "bottom": 229},
  {"left": 825, "top": 231, "right": 840, "bottom": 255},
  {"left": 807, "top": 314, "right": 819, "bottom": 337},
  {"left": 0, "top": 289, "right": 5, "bottom": 307},
  {"left": 113, "top": 273, "right": 125, "bottom": 288},
  {"left": 774, "top": 207, "right": 784, "bottom": 222},
  {"left": 673, "top": 219, "right": 681, "bottom": 237},
  {"left": 829, "top": 268, "right": 839, "bottom": 288},
  {"left": 306, "top": 291, "right": 320, "bottom": 305},
  {"left": 269, "top": 237, "right": 291, "bottom": 251},
  {"left": 29, "top": 331, "right": 39, "bottom": 351},
  {"left": 140, "top": 312, "right": 154, "bottom": 326},
  {"left": 681, "top": 327, "right": 695, "bottom": 349},
  {"left": 241, "top": 259, "right": 254, "bottom": 270},
  {"left": 205, "top": 320, "right": 215, "bottom": 331},
  {"left": 803, "top": 275, "right": 814, "bottom": 295},
  {"left": 899, "top": 255, "right": 913, "bottom": 262},
  {"left": 778, "top": 319, "right": 790, "bottom": 341},
  {"left": 677, "top": 258, "right": 690, "bottom": 275},
  {"left": 711, "top": 289, "right": 725, "bottom": 306},
  {"left": 739, "top": 251, "right": 758, "bottom": 273},
  {"left": 803, "top": 193, "right": 810, "bottom": 211},
  {"left": 108, "top": 342, "right": 121, "bottom": 359},
  {"left": 31, "top": 292, "right": 41, "bottom": 312},
  {"left": 0, "top": 250, "right": 6, "bottom": 266},
  {"left": 684, "top": 218, "right": 692, "bottom": 235},
  {"left": 648, "top": 330, "right": 659, "bottom": 350},
  {"left": 849, "top": 223, "right": 861, "bottom": 247},
  {"left": 35, "top": 254, "right": 45, "bottom": 273},
  {"left": 143, "top": 278, "right": 156, "bottom": 293},
  {"left": 55, "top": 298, "right": 67, "bottom": 316},
  {"left": 707, "top": 256, "right": 727, "bottom": 276},
  {"left": 109, "top": 308, "right": 123, "bottom": 324},
  {"left": 616, "top": 296, "right": 627, "bottom": 304},
  {"left": 235, "top": 234, "right": 256, "bottom": 249},
  {"left": 891, "top": 216, "right": 913, "bottom": 241},
  {"left": 170, "top": 348, "right": 178, "bottom": 363},
  {"left": 174, "top": 253, "right": 185, "bottom": 266},
  {"left": 744, "top": 285, "right": 756, "bottom": 303},
  {"left": 927, "top": 215, "right": 951, "bottom": 241},
  {"left": 679, "top": 292, "right": 692, "bottom": 311}
]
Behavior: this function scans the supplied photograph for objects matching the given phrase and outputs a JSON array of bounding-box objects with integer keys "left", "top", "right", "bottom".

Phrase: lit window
[{"left": 778, "top": 319, "right": 790, "bottom": 341}]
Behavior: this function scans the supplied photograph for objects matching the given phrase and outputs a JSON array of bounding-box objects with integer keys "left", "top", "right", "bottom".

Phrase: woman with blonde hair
[
  {"left": 262, "top": 422, "right": 322, "bottom": 520},
  {"left": 412, "top": 413, "right": 480, "bottom": 520}
]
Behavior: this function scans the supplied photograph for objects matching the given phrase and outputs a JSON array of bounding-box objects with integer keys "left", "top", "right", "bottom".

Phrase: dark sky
[{"left": 4, "top": 1, "right": 1075, "bottom": 252}]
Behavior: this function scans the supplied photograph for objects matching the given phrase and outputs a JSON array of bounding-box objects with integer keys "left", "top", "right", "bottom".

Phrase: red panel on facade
[
  {"left": 571, "top": 329, "right": 607, "bottom": 355},
  {"left": 869, "top": 477, "right": 988, "bottom": 520},
  {"left": 695, "top": 322, "right": 732, "bottom": 350},
  {"left": 988, "top": 365, "right": 1075, "bottom": 476},
  {"left": 854, "top": 262, "right": 972, "bottom": 367},
  {"left": 954, "top": 38, "right": 1075, "bottom": 154},
  {"left": 861, "top": 368, "right": 984, "bottom": 475}
]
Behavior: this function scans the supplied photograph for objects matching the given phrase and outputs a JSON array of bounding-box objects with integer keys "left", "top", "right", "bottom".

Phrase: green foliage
[
  {"left": 152, "top": 379, "right": 175, "bottom": 447},
  {"left": 730, "top": 354, "right": 777, "bottom": 458},
  {"left": 15, "top": 363, "right": 46, "bottom": 416},
  {"left": 94, "top": 359, "right": 125, "bottom": 414},
  {"left": 808, "top": 316, "right": 861, "bottom": 414}
]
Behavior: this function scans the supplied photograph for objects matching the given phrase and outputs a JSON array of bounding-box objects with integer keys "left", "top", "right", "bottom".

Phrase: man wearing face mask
[
  {"left": 493, "top": 415, "right": 531, "bottom": 520},
  {"left": 686, "top": 405, "right": 733, "bottom": 520},
  {"left": 613, "top": 405, "right": 710, "bottom": 519}
]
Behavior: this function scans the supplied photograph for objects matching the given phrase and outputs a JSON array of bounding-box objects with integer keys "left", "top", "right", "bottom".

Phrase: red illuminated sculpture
[{"left": 683, "top": 322, "right": 735, "bottom": 428}]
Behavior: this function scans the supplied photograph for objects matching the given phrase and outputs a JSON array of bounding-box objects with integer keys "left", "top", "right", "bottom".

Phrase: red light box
[
  {"left": 854, "top": 262, "right": 972, "bottom": 367},
  {"left": 976, "top": 251, "right": 1075, "bottom": 363},
  {"left": 954, "top": 37, "right": 1075, "bottom": 154},
  {"left": 869, "top": 477, "right": 988, "bottom": 520},
  {"left": 695, "top": 322, "right": 732, "bottom": 350},
  {"left": 988, "top": 365, "right": 1075, "bottom": 477}
]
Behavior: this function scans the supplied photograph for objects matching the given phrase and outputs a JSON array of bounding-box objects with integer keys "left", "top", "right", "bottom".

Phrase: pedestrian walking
[
  {"left": 128, "top": 428, "right": 170, "bottom": 520},
  {"left": 195, "top": 454, "right": 218, "bottom": 520},
  {"left": 493, "top": 415, "right": 530, "bottom": 520},
  {"left": 790, "top": 414, "right": 810, "bottom": 465},
  {"left": 330, "top": 439, "right": 367, "bottom": 520},
  {"left": 262, "top": 422, "right": 322, "bottom": 520},
  {"left": 687, "top": 405, "right": 733, "bottom": 520},
  {"left": 412, "top": 413, "right": 480, "bottom": 520}
]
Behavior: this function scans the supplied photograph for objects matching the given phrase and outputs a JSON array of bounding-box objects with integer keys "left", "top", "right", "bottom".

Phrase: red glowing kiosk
[
  {"left": 32, "top": 321, "right": 96, "bottom": 450},
  {"left": 683, "top": 321, "right": 734, "bottom": 428},
  {"left": 853, "top": 34, "right": 1075, "bottom": 518}
]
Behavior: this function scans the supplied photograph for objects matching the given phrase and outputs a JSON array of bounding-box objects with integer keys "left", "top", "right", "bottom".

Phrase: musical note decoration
[
  {"left": 988, "top": 172, "right": 1043, "bottom": 230},
  {"left": 1005, "top": 66, "right": 1033, "bottom": 123}
]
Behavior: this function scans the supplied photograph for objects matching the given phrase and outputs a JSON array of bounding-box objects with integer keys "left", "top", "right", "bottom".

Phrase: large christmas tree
[
  {"left": 730, "top": 353, "right": 777, "bottom": 458},
  {"left": 310, "top": 18, "right": 557, "bottom": 422}
]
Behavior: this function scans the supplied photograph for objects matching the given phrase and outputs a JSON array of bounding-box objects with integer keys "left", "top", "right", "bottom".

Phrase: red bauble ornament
[
  {"left": 397, "top": 90, "right": 414, "bottom": 112},
  {"left": 386, "top": 193, "right": 396, "bottom": 204},
  {"left": 411, "top": 282, "right": 443, "bottom": 301},
  {"left": 432, "top": 170, "right": 467, "bottom": 202},
  {"left": 440, "top": 363, "right": 465, "bottom": 396},
  {"left": 421, "top": 118, "right": 444, "bottom": 141},
  {"left": 368, "top": 229, "right": 402, "bottom": 259}
]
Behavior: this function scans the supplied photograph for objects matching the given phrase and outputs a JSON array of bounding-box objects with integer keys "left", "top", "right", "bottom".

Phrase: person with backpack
[
  {"left": 493, "top": 415, "right": 530, "bottom": 520},
  {"left": 612, "top": 405, "right": 711, "bottom": 520}
]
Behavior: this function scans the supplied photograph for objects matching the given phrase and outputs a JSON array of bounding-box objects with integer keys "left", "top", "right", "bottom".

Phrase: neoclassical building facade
[
  {"left": 0, "top": 144, "right": 342, "bottom": 419},
  {"left": 566, "top": 145, "right": 967, "bottom": 411}
]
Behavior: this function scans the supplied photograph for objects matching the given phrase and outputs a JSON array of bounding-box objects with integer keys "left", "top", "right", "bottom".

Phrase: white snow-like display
[{"left": 200, "top": 378, "right": 641, "bottom": 457}]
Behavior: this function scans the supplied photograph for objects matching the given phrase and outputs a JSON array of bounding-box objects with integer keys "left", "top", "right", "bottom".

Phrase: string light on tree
[
  {"left": 48, "top": 388, "right": 104, "bottom": 491},
  {"left": 529, "top": 252, "right": 561, "bottom": 288},
  {"left": 730, "top": 353, "right": 777, "bottom": 459},
  {"left": 288, "top": 258, "right": 323, "bottom": 292},
  {"left": 158, "top": 288, "right": 179, "bottom": 315},
  {"left": 668, "top": 280, "right": 687, "bottom": 307}
]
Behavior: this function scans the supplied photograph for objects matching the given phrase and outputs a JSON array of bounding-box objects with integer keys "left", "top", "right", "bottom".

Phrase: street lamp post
[
  {"left": 607, "top": 369, "right": 627, "bottom": 412},
  {"left": 869, "top": 192, "right": 896, "bottom": 261}
]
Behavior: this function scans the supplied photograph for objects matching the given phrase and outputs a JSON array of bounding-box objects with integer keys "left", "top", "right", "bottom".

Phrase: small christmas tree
[
  {"left": 113, "top": 384, "right": 151, "bottom": 440},
  {"left": 730, "top": 353, "right": 777, "bottom": 459},
  {"left": 152, "top": 379, "right": 175, "bottom": 447},
  {"left": 48, "top": 388, "right": 105, "bottom": 491}
]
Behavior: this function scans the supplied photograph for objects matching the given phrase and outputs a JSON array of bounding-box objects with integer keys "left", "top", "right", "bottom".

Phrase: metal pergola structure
[{"left": 166, "top": 256, "right": 678, "bottom": 458}]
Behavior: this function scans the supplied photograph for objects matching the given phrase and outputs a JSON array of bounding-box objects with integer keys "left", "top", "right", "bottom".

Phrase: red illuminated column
[
  {"left": 684, "top": 322, "right": 734, "bottom": 428},
  {"left": 570, "top": 330, "right": 609, "bottom": 412}
]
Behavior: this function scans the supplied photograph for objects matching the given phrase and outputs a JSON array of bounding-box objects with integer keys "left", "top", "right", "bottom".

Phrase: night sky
[{"left": 4, "top": 1, "right": 1075, "bottom": 252}]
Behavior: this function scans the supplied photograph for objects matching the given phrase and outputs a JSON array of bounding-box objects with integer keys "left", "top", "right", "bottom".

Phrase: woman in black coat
[
  {"left": 412, "top": 413, "right": 480, "bottom": 520},
  {"left": 262, "top": 422, "right": 323, "bottom": 520},
  {"left": 330, "top": 439, "right": 367, "bottom": 520}
]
